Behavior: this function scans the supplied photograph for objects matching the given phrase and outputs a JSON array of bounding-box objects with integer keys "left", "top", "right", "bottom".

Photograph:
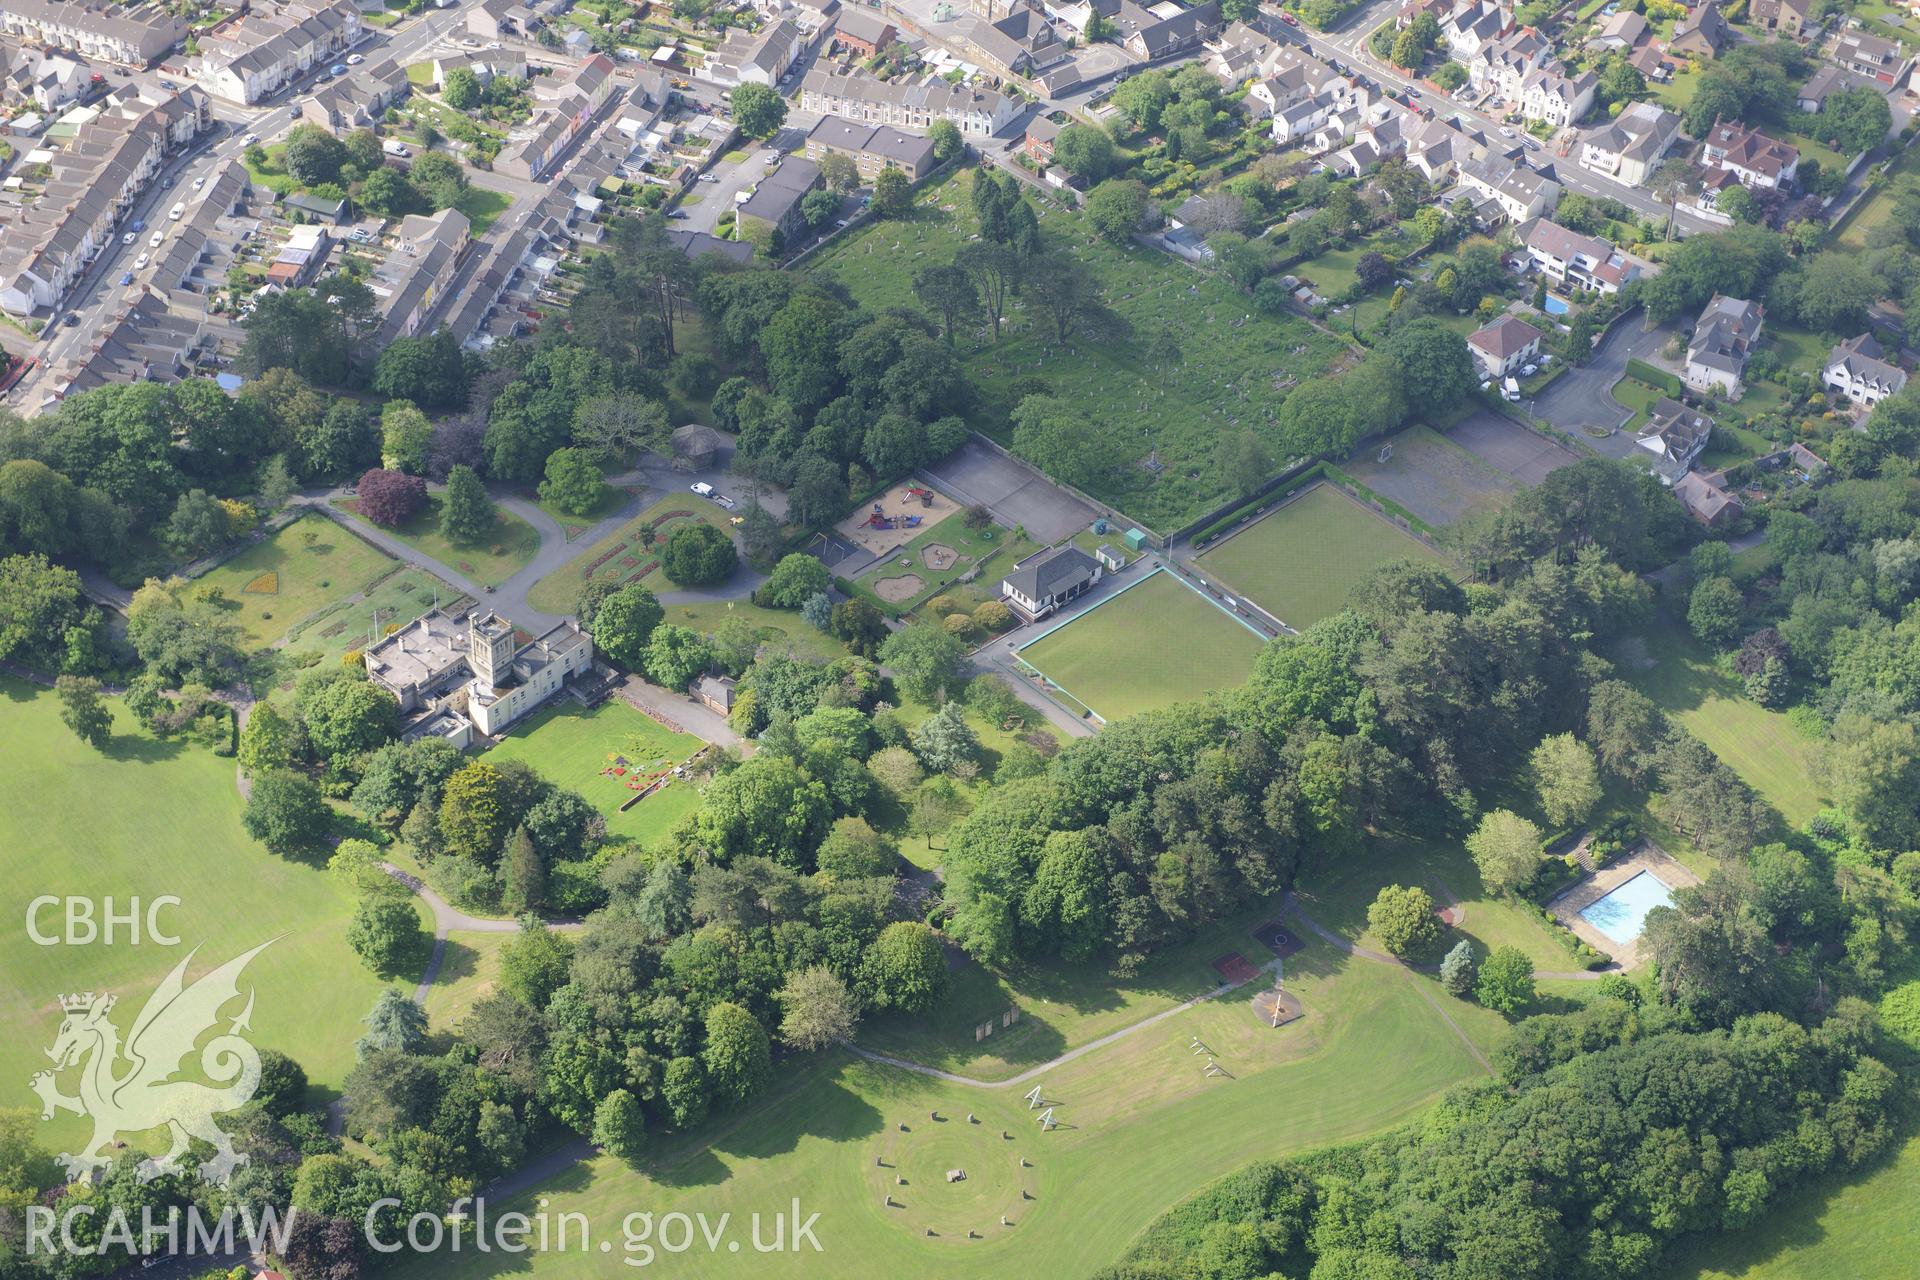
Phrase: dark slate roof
[{"left": 1002, "top": 546, "right": 1098, "bottom": 600}]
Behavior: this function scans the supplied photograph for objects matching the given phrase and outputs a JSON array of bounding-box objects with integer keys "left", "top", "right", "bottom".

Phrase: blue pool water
[
  {"left": 1543, "top": 294, "right": 1571, "bottom": 316},
  {"left": 1578, "top": 871, "right": 1676, "bottom": 944}
]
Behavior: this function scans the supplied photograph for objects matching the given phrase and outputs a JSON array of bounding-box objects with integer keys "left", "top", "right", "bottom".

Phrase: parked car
[
  {"left": 62, "top": 314, "right": 79, "bottom": 326},
  {"left": 1279, "top": 10, "right": 1299, "bottom": 24},
  {"left": 347, "top": 53, "right": 364, "bottom": 65},
  {"left": 192, "top": 176, "right": 204, "bottom": 189},
  {"left": 131, "top": 218, "right": 145, "bottom": 232},
  {"left": 157, "top": 78, "right": 175, "bottom": 90},
  {"left": 243, "top": 132, "right": 259, "bottom": 144},
  {"left": 689, "top": 482, "right": 716, "bottom": 498},
  {"left": 697, "top": 173, "right": 717, "bottom": 182},
  {"left": 119, "top": 271, "right": 134, "bottom": 285},
  {"left": 122, "top": 231, "right": 137, "bottom": 245},
  {"left": 667, "top": 209, "right": 689, "bottom": 219},
  {"left": 329, "top": 63, "right": 346, "bottom": 76}
]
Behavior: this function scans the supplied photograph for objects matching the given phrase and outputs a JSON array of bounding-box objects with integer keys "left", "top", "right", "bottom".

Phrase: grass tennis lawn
[
  {"left": 525, "top": 496, "right": 736, "bottom": 615},
  {"left": 482, "top": 698, "right": 708, "bottom": 846},
  {"left": 396, "top": 927, "right": 1490, "bottom": 1280},
  {"left": 1199, "top": 483, "right": 1450, "bottom": 629},
  {"left": 0, "top": 679, "right": 417, "bottom": 1142},
  {"left": 1016, "top": 571, "right": 1264, "bottom": 722},
  {"left": 193, "top": 513, "right": 452, "bottom": 654},
  {"left": 331, "top": 494, "right": 539, "bottom": 587}
]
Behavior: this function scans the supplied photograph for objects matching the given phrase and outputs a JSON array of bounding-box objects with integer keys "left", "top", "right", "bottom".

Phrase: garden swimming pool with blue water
[{"left": 1577, "top": 871, "right": 1676, "bottom": 945}]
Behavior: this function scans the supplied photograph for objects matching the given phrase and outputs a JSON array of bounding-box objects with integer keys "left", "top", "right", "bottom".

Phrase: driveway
[
  {"left": 922, "top": 436, "right": 1099, "bottom": 545},
  {"left": 1531, "top": 314, "right": 1681, "bottom": 460}
]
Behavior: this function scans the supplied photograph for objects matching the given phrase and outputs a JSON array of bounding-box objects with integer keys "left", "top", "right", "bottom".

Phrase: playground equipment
[
  {"left": 905, "top": 486, "right": 935, "bottom": 507},
  {"left": 863, "top": 504, "right": 924, "bottom": 531}
]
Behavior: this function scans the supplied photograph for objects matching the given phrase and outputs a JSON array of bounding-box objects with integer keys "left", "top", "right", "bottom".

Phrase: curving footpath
[{"left": 1282, "top": 891, "right": 1616, "bottom": 982}]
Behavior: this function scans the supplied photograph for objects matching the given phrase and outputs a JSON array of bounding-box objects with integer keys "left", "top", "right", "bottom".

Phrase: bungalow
[
  {"left": 1684, "top": 294, "right": 1764, "bottom": 399},
  {"left": 1796, "top": 64, "right": 1873, "bottom": 112},
  {"left": 1000, "top": 546, "right": 1102, "bottom": 622},
  {"left": 1587, "top": 10, "right": 1647, "bottom": 52},
  {"left": 1824, "top": 333, "right": 1908, "bottom": 407},
  {"left": 695, "top": 675, "right": 737, "bottom": 715},
  {"left": 1636, "top": 397, "right": 1713, "bottom": 480},
  {"left": 1467, "top": 314, "right": 1543, "bottom": 379},
  {"left": 1668, "top": 1, "right": 1732, "bottom": 59}
]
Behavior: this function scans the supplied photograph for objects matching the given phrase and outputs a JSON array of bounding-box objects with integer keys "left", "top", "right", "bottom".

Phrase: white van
[
  {"left": 689, "top": 482, "right": 716, "bottom": 498},
  {"left": 382, "top": 139, "right": 411, "bottom": 158},
  {"left": 167, "top": 201, "right": 186, "bottom": 221}
]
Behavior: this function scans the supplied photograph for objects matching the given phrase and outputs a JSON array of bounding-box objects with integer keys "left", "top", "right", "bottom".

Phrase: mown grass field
[
  {"left": 482, "top": 699, "right": 709, "bottom": 847},
  {"left": 808, "top": 168, "right": 1348, "bottom": 531},
  {"left": 1198, "top": 483, "right": 1449, "bottom": 628},
  {"left": 394, "top": 933, "right": 1492, "bottom": 1280},
  {"left": 421, "top": 931, "right": 513, "bottom": 1033},
  {"left": 194, "top": 513, "right": 413, "bottom": 651},
  {"left": 1660, "top": 1133, "right": 1920, "bottom": 1280},
  {"left": 1620, "top": 610, "right": 1827, "bottom": 826},
  {"left": 525, "top": 497, "right": 735, "bottom": 615},
  {"left": 331, "top": 494, "right": 540, "bottom": 588},
  {"left": 1016, "top": 571, "right": 1265, "bottom": 722},
  {"left": 0, "top": 679, "right": 414, "bottom": 1141},
  {"left": 662, "top": 598, "right": 848, "bottom": 664},
  {"left": 1835, "top": 141, "right": 1920, "bottom": 251}
]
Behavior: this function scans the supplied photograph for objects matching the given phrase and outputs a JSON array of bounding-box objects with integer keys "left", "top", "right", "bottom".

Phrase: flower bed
[{"left": 243, "top": 572, "right": 279, "bottom": 595}]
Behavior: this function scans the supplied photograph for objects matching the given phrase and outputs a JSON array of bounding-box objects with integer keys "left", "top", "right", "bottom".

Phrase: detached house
[
  {"left": 1443, "top": 0, "right": 1508, "bottom": 59},
  {"left": 1000, "top": 546, "right": 1102, "bottom": 622},
  {"left": 1636, "top": 397, "right": 1713, "bottom": 481},
  {"left": 1580, "top": 101, "right": 1681, "bottom": 186},
  {"left": 1685, "top": 294, "right": 1764, "bottom": 399},
  {"left": 1518, "top": 217, "right": 1641, "bottom": 293},
  {"left": 1824, "top": 333, "right": 1908, "bottom": 408},
  {"left": 1749, "top": 0, "right": 1811, "bottom": 36},
  {"left": 1701, "top": 121, "right": 1799, "bottom": 191},
  {"left": 1458, "top": 156, "right": 1560, "bottom": 222},
  {"left": 1669, "top": 1, "right": 1731, "bottom": 59},
  {"left": 1467, "top": 315, "right": 1543, "bottom": 379},
  {"left": 1833, "top": 31, "right": 1912, "bottom": 86}
]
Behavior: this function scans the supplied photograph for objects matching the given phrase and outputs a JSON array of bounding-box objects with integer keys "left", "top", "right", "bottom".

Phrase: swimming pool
[
  {"left": 1578, "top": 871, "right": 1676, "bottom": 945},
  {"left": 1543, "top": 294, "right": 1571, "bottom": 316}
]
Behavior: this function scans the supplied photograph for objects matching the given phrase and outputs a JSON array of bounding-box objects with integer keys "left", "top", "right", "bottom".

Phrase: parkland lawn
[
  {"left": 808, "top": 167, "right": 1348, "bottom": 531},
  {"left": 1620, "top": 611, "right": 1827, "bottom": 826},
  {"left": 481, "top": 698, "right": 707, "bottom": 846},
  {"left": 0, "top": 679, "right": 416, "bottom": 1142},
  {"left": 1660, "top": 1133, "right": 1920, "bottom": 1280},
  {"left": 1198, "top": 482, "right": 1450, "bottom": 628},
  {"left": 525, "top": 497, "right": 737, "bottom": 615},
  {"left": 1016, "top": 570, "right": 1264, "bottom": 722},
  {"left": 394, "top": 924, "right": 1492, "bottom": 1280},
  {"left": 331, "top": 494, "right": 540, "bottom": 588}
]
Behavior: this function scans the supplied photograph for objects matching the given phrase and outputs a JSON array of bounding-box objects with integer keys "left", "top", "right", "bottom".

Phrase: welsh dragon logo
[{"left": 30, "top": 941, "right": 274, "bottom": 1186}]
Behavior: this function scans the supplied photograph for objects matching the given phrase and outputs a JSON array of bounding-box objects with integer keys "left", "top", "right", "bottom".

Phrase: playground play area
[
  {"left": 835, "top": 481, "right": 960, "bottom": 560},
  {"left": 842, "top": 502, "right": 1039, "bottom": 616}
]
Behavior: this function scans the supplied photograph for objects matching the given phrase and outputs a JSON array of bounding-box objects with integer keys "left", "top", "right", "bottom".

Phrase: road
[
  {"left": 8, "top": 6, "right": 473, "bottom": 403},
  {"left": 1530, "top": 311, "right": 1681, "bottom": 454}
]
